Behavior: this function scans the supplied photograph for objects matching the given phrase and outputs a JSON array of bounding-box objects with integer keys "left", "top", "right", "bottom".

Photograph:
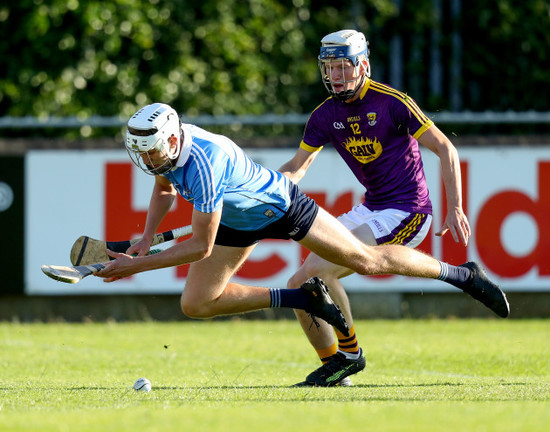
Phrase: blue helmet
[{"left": 318, "top": 30, "right": 371, "bottom": 101}]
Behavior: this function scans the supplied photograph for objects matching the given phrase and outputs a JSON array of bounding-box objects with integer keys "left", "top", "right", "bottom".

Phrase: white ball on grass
[{"left": 133, "top": 377, "right": 152, "bottom": 392}]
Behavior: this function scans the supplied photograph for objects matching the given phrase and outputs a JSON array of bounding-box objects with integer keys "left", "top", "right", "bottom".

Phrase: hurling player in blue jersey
[
  {"left": 279, "top": 30, "right": 509, "bottom": 386},
  {"left": 96, "top": 103, "right": 509, "bottom": 385}
]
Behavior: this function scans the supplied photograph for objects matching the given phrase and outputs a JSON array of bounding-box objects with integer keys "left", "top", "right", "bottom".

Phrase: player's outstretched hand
[
  {"left": 435, "top": 208, "right": 471, "bottom": 247},
  {"left": 94, "top": 249, "right": 137, "bottom": 282}
]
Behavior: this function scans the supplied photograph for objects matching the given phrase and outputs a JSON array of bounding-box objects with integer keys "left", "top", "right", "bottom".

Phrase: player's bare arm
[
  {"left": 126, "top": 175, "right": 177, "bottom": 257},
  {"left": 418, "top": 125, "right": 471, "bottom": 246},
  {"left": 278, "top": 147, "right": 319, "bottom": 183},
  {"left": 97, "top": 209, "right": 221, "bottom": 282}
]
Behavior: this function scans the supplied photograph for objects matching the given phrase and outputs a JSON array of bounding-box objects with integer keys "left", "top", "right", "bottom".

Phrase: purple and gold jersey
[{"left": 301, "top": 79, "right": 433, "bottom": 214}]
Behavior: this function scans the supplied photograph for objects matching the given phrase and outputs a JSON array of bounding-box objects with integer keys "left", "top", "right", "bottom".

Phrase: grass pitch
[{"left": 0, "top": 319, "right": 548, "bottom": 431}]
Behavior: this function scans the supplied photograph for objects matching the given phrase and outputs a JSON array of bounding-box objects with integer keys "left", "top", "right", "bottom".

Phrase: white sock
[{"left": 338, "top": 348, "right": 362, "bottom": 360}]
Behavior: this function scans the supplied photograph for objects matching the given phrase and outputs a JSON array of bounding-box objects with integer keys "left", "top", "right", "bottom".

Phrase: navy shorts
[{"left": 215, "top": 182, "right": 319, "bottom": 247}]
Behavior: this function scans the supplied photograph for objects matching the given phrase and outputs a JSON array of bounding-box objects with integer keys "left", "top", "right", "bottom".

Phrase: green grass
[{"left": 1, "top": 319, "right": 548, "bottom": 431}]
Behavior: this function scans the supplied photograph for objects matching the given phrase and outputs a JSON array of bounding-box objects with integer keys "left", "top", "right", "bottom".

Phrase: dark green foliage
[{"left": 0, "top": 0, "right": 548, "bottom": 123}]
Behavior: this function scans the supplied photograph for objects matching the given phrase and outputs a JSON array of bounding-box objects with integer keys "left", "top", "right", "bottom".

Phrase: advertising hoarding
[{"left": 25, "top": 147, "right": 550, "bottom": 295}]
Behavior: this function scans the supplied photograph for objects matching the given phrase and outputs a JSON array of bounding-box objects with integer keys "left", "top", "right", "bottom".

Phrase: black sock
[
  {"left": 437, "top": 262, "right": 472, "bottom": 290},
  {"left": 269, "top": 288, "right": 309, "bottom": 309}
]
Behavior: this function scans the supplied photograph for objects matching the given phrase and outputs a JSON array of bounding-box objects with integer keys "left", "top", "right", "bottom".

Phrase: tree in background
[{"left": 0, "top": 0, "right": 548, "bottom": 123}]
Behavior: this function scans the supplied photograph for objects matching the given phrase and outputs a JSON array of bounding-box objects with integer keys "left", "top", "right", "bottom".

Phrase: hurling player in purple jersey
[{"left": 279, "top": 30, "right": 508, "bottom": 387}]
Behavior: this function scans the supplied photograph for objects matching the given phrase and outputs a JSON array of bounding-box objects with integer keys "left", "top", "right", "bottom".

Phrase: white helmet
[
  {"left": 318, "top": 29, "right": 371, "bottom": 101},
  {"left": 125, "top": 103, "right": 183, "bottom": 175}
]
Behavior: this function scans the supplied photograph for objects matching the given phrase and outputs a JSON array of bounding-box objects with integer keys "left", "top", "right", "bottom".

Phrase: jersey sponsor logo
[
  {"left": 344, "top": 136, "right": 382, "bottom": 164},
  {"left": 264, "top": 209, "right": 276, "bottom": 218},
  {"left": 367, "top": 112, "right": 377, "bottom": 126},
  {"left": 347, "top": 116, "right": 361, "bottom": 122},
  {"left": 333, "top": 122, "right": 345, "bottom": 130}
]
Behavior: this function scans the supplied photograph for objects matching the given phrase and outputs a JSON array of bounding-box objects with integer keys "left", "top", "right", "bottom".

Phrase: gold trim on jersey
[
  {"left": 300, "top": 140, "right": 323, "bottom": 153},
  {"left": 367, "top": 81, "right": 434, "bottom": 131},
  {"left": 412, "top": 122, "right": 433, "bottom": 140},
  {"left": 359, "top": 78, "right": 371, "bottom": 100}
]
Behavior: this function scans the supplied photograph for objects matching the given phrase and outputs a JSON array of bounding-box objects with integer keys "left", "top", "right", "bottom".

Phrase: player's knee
[
  {"left": 180, "top": 297, "right": 214, "bottom": 319},
  {"left": 286, "top": 273, "right": 303, "bottom": 289},
  {"left": 287, "top": 261, "right": 337, "bottom": 289},
  {"left": 307, "top": 260, "right": 343, "bottom": 283},
  {"left": 287, "top": 265, "right": 316, "bottom": 289},
  {"left": 354, "top": 258, "right": 384, "bottom": 276}
]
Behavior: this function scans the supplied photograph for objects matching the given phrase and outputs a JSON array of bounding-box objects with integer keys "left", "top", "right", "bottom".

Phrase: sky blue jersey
[{"left": 163, "top": 124, "right": 291, "bottom": 231}]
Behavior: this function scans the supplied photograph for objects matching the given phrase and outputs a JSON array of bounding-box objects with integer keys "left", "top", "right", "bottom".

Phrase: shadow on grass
[
  {"left": 1, "top": 382, "right": 537, "bottom": 403},
  {"left": 56, "top": 381, "right": 535, "bottom": 391},
  {"left": 75, "top": 382, "right": 535, "bottom": 391}
]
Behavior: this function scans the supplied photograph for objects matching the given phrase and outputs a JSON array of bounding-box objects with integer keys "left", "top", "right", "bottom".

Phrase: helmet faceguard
[
  {"left": 318, "top": 30, "right": 371, "bottom": 102},
  {"left": 125, "top": 103, "right": 184, "bottom": 175}
]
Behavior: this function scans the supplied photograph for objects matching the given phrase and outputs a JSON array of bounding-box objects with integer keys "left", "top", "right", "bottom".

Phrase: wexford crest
[{"left": 367, "top": 112, "right": 377, "bottom": 126}]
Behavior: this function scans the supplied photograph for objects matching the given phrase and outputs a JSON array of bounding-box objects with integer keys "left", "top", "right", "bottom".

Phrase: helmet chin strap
[
  {"left": 145, "top": 159, "right": 174, "bottom": 175},
  {"left": 331, "top": 74, "right": 366, "bottom": 102},
  {"left": 132, "top": 127, "right": 186, "bottom": 176},
  {"left": 142, "top": 144, "right": 178, "bottom": 175}
]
